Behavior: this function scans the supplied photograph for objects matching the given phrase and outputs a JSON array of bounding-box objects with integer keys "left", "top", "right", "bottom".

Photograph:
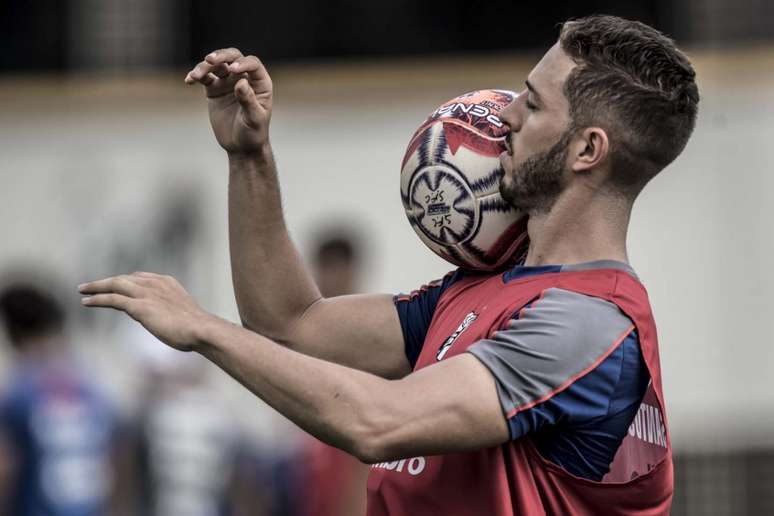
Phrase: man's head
[
  {"left": 312, "top": 233, "right": 362, "bottom": 298},
  {"left": 499, "top": 15, "right": 699, "bottom": 213},
  {"left": 0, "top": 284, "right": 65, "bottom": 352}
]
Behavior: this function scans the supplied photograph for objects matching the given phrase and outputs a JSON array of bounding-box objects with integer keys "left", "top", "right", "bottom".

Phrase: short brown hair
[
  {"left": 559, "top": 15, "right": 699, "bottom": 197},
  {"left": 0, "top": 284, "right": 64, "bottom": 348}
]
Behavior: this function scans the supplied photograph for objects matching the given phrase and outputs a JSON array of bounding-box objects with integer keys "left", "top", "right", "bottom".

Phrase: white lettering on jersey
[
  {"left": 627, "top": 402, "right": 667, "bottom": 448},
  {"left": 371, "top": 456, "right": 426, "bottom": 476},
  {"left": 437, "top": 311, "right": 478, "bottom": 361}
]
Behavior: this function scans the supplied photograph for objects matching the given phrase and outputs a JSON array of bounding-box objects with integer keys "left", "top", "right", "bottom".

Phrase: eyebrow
[{"left": 525, "top": 80, "right": 542, "bottom": 103}]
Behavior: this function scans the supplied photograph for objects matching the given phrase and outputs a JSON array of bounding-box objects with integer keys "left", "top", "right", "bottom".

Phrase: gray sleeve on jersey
[{"left": 467, "top": 287, "right": 635, "bottom": 417}]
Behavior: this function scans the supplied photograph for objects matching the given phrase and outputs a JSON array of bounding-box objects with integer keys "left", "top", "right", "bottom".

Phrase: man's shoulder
[
  {"left": 470, "top": 286, "right": 636, "bottom": 373},
  {"left": 518, "top": 286, "right": 634, "bottom": 335}
]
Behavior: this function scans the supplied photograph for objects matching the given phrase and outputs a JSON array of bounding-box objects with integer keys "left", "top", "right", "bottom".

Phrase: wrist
[
  {"left": 227, "top": 142, "right": 273, "bottom": 165},
  {"left": 191, "top": 313, "right": 231, "bottom": 354}
]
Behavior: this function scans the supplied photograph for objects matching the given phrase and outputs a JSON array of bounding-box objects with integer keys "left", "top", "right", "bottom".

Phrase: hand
[
  {"left": 185, "top": 48, "right": 273, "bottom": 157},
  {"left": 79, "top": 272, "right": 215, "bottom": 352}
]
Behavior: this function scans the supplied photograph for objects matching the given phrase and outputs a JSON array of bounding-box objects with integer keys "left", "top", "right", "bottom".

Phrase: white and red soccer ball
[{"left": 400, "top": 90, "right": 528, "bottom": 271}]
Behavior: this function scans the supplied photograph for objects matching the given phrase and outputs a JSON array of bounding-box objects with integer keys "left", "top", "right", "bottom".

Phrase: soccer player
[{"left": 80, "top": 15, "right": 699, "bottom": 515}]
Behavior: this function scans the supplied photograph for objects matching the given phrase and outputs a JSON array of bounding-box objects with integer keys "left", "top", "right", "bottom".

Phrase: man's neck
[{"left": 523, "top": 185, "right": 631, "bottom": 267}]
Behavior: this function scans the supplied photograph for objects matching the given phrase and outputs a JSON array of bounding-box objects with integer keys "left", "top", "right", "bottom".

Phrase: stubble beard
[{"left": 499, "top": 130, "right": 572, "bottom": 215}]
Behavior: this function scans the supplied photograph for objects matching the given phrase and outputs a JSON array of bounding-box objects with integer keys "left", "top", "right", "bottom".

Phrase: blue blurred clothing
[{"left": 0, "top": 359, "right": 117, "bottom": 516}]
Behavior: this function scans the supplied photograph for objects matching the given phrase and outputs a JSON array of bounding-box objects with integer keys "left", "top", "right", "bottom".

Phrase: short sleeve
[
  {"left": 467, "top": 288, "right": 649, "bottom": 480},
  {"left": 468, "top": 287, "right": 637, "bottom": 433},
  {"left": 394, "top": 270, "right": 463, "bottom": 368}
]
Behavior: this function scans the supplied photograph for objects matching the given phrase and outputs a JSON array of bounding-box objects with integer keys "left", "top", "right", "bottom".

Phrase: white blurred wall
[{"left": 0, "top": 47, "right": 772, "bottom": 451}]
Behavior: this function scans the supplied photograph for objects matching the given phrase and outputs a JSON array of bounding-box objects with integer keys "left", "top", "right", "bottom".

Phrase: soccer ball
[{"left": 400, "top": 89, "right": 528, "bottom": 271}]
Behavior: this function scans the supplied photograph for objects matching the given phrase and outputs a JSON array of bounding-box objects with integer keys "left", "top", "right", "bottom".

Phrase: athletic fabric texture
[
  {"left": 372, "top": 263, "right": 673, "bottom": 515},
  {"left": 395, "top": 261, "right": 649, "bottom": 480}
]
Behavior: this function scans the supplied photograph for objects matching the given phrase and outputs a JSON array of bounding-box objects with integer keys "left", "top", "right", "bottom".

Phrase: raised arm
[{"left": 185, "top": 48, "right": 409, "bottom": 379}]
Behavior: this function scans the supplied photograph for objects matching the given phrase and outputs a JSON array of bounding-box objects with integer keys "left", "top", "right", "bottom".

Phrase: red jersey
[
  {"left": 368, "top": 266, "right": 672, "bottom": 515},
  {"left": 300, "top": 437, "right": 368, "bottom": 516}
]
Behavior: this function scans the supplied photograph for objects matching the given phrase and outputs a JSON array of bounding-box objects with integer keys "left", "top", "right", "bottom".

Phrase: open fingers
[
  {"left": 78, "top": 274, "right": 143, "bottom": 298},
  {"left": 80, "top": 293, "right": 136, "bottom": 314}
]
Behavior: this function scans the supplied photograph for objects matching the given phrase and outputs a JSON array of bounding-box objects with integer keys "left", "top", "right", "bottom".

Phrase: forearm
[
  {"left": 197, "top": 315, "right": 390, "bottom": 461},
  {"left": 228, "top": 150, "right": 321, "bottom": 341},
  {"left": 79, "top": 271, "right": 508, "bottom": 462}
]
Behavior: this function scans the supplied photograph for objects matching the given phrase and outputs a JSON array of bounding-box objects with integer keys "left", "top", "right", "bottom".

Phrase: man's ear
[{"left": 570, "top": 127, "right": 609, "bottom": 173}]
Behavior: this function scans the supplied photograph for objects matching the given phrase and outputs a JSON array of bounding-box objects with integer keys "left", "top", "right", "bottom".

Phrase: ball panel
[
  {"left": 463, "top": 215, "right": 529, "bottom": 270},
  {"left": 468, "top": 165, "right": 505, "bottom": 197},
  {"left": 409, "top": 220, "right": 468, "bottom": 269},
  {"left": 407, "top": 163, "right": 479, "bottom": 246},
  {"left": 440, "top": 139, "right": 504, "bottom": 184},
  {"left": 431, "top": 89, "right": 516, "bottom": 139},
  {"left": 443, "top": 242, "right": 478, "bottom": 270},
  {"left": 441, "top": 120, "right": 505, "bottom": 158}
]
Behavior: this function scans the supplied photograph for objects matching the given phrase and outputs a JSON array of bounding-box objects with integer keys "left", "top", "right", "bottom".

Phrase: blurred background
[{"left": 1, "top": 0, "right": 772, "bottom": 515}]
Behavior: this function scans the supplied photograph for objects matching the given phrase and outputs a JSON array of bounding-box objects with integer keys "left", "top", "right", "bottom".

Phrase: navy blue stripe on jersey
[
  {"left": 503, "top": 264, "right": 562, "bottom": 282},
  {"left": 503, "top": 261, "right": 637, "bottom": 284},
  {"left": 394, "top": 270, "right": 463, "bottom": 369},
  {"left": 510, "top": 330, "right": 648, "bottom": 481}
]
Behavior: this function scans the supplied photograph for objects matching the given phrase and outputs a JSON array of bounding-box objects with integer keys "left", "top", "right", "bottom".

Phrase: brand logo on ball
[{"left": 408, "top": 164, "right": 478, "bottom": 246}]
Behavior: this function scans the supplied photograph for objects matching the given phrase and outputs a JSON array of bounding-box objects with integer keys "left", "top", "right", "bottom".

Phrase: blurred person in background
[
  {"left": 129, "top": 332, "right": 258, "bottom": 516},
  {"left": 0, "top": 280, "right": 127, "bottom": 516},
  {"left": 297, "top": 231, "right": 370, "bottom": 516},
  {"left": 312, "top": 232, "right": 361, "bottom": 299}
]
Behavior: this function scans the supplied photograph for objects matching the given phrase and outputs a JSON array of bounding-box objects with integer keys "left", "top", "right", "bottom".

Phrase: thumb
[{"left": 234, "top": 78, "right": 264, "bottom": 128}]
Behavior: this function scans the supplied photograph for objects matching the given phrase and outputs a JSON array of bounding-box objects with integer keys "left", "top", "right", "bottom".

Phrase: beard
[{"left": 499, "top": 130, "right": 572, "bottom": 214}]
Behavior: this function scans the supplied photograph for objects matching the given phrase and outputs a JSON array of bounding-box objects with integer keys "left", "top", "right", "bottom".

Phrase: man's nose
[{"left": 500, "top": 96, "right": 523, "bottom": 132}]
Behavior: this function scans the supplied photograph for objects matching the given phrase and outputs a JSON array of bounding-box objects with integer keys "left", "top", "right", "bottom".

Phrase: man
[
  {"left": 0, "top": 282, "right": 125, "bottom": 516},
  {"left": 80, "top": 15, "right": 698, "bottom": 515}
]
